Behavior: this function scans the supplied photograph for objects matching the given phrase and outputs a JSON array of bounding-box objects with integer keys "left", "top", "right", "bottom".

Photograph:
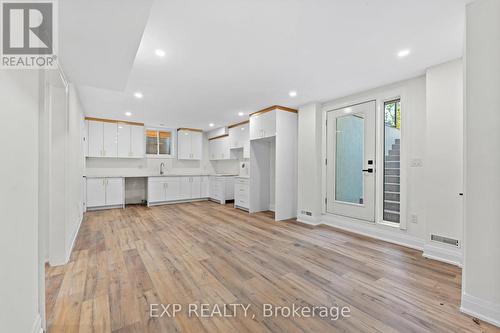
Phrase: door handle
[{"left": 362, "top": 168, "right": 374, "bottom": 173}]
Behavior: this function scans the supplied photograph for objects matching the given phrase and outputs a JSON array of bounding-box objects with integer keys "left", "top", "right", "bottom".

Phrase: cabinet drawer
[
  {"left": 235, "top": 198, "right": 248, "bottom": 209},
  {"left": 235, "top": 178, "right": 249, "bottom": 185}
]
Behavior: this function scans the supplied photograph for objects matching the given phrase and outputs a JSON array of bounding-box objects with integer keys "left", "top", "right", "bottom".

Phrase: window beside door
[{"left": 383, "top": 99, "right": 401, "bottom": 223}]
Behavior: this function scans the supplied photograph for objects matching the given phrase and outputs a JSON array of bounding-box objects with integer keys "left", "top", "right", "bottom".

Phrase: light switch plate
[{"left": 410, "top": 159, "right": 423, "bottom": 167}]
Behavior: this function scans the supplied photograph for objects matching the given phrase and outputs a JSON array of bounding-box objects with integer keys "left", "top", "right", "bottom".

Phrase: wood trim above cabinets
[
  {"left": 85, "top": 117, "right": 144, "bottom": 126},
  {"left": 228, "top": 120, "right": 249, "bottom": 128},
  {"left": 177, "top": 128, "right": 203, "bottom": 132},
  {"left": 249, "top": 105, "right": 298, "bottom": 117},
  {"left": 208, "top": 134, "right": 229, "bottom": 141}
]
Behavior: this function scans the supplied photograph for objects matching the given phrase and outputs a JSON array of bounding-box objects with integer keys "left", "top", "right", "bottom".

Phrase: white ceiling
[{"left": 67, "top": 0, "right": 469, "bottom": 130}]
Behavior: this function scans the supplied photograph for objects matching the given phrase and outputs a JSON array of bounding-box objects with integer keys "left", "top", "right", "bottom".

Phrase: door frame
[
  {"left": 325, "top": 100, "right": 377, "bottom": 222},
  {"left": 321, "top": 88, "right": 408, "bottom": 230}
]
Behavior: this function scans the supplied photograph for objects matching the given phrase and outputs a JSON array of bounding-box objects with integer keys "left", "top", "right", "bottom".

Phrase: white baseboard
[
  {"left": 50, "top": 215, "right": 84, "bottom": 267},
  {"left": 65, "top": 214, "right": 84, "bottom": 263},
  {"left": 423, "top": 242, "right": 462, "bottom": 267},
  {"left": 320, "top": 214, "right": 425, "bottom": 251},
  {"left": 461, "top": 292, "right": 500, "bottom": 327},
  {"left": 32, "top": 313, "right": 43, "bottom": 333},
  {"left": 296, "top": 213, "right": 322, "bottom": 226}
]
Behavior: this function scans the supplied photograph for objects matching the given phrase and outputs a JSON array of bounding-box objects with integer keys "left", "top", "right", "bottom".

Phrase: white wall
[
  {"left": 0, "top": 71, "right": 43, "bottom": 332},
  {"left": 424, "top": 59, "right": 464, "bottom": 266},
  {"left": 43, "top": 71, "right": 86, "bottom": 266},
  {"left": 297, "top": 103, "right": 323, "bottom": 223},
  {"left": 461, "top": 0, "right": 500, "bottom": 326},
  {"left": 297, "top": 76, "right": 427, "bottom": 248}
]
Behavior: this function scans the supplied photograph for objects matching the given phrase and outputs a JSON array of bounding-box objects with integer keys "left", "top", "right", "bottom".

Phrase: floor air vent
[
  {"left": 301, "top": 210, "right": 312, "bottom": 216},
  {"left": 431, "top": 234, "right": 460, "bottom": 247}
]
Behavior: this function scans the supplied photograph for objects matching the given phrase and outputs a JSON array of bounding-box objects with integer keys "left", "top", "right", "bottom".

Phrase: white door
[
  {"left": 130, "top": 125, "right": 144, "bottom": 157},
  {"left": 326, "top": 101, "right": 376, "bottom": 222},
  {"left": 105, "top": 178, "right": 123, "bottom": 206},
  {"left": 87, "top": 121, "right": 103, "bottom": 157},
  {"left": 190, "top": 131, "right": 203, "bottom": 160},
  {"left": 103, "top": 122, "right": 117, "bottom": 157},
  {"left": 117, "top": 124, "right": 131, "bottom": 158},
  {"left": 86, "top": 178, "right": 106, "bottom": 207}
]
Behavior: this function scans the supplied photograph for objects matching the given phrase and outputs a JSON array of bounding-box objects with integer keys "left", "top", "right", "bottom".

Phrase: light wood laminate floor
[{"left": 46, "top": 201, "right": 499, "bottom": 332}]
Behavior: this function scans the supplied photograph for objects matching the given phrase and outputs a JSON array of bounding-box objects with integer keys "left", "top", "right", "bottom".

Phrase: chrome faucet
[{"left": 160, "top": 162, "right": 165, "bottom": 175}]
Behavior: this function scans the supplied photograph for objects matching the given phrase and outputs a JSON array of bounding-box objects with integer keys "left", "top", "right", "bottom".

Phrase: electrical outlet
[{"left": 410, "top": 214, "right": 418, "bottom": 224}]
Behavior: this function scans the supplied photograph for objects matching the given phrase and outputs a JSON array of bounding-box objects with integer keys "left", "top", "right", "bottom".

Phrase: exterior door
[{"left": 326, "top": 101, "right": 376, "bottom": 221}]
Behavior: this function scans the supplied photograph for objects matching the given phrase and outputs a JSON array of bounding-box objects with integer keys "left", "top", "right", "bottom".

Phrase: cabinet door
[
  {"left": 87, "top": 121, "right": 103, "bottom": 157},
  {"left": 130, "top": 125, "right": 144, "bottom": 158},
  {"left": 249, "top": 114, "right": 262, "bottom": 140},
  {"left": 105, "top": 178, "right": 123, "bottom": 206},
  {"left": 209, "top": 139, "right": 218, "bottom": 160},
  {"left": 260, "top": 110, "right": 276, "bottom": 138},
  {"left": 103, "top": 122, "right": 117, "bottom": 157},
  {"left": 243, "top": 142, "right": 250, "bottom": 159},
  {"left": 191, "top": 178, "right": 201, "bottom": 198},
  {"left": 229, "top": 126, "right": 239, "bottom": 148},
  {"left": 86, "top": 178, "right": 106, "bottom": 207},
  {"left": 117, "top": 124, "right": 131, "bottom": 158},
  {"left": 220, "top": 137, "right": 230, "bottom": 160},
  {"left": 177, "top": 130, "right": 192, "bottom": 160},
  {"left": 165, "top": 181, "right": 180, "bottom": 201},
  {"left": 201, "top": 177, "right": 209, "bottom": 197},
  {"left": 148, "top": 181, "right": 165, "bottom": 203},
  {"left": 179, "top": 179, "right": 191, "bottom": 200},
  {"left": 190, "top": 131, "right": 203, "bottom": 160}
]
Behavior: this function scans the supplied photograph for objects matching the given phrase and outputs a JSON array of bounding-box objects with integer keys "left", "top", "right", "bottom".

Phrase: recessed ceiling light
[
  {"left": 209, "top": 123, "right": 214, "bottom": 127},
  {"left": 125, "top": 111, "right": 132, "bottom": 117},
  {"left": 289, "top": 90, "right": 297, "bottom": 98},
  {"left": 238, "top": 112, "right": 245, "bottom": 117},
  {"left": 397, "top": 49, "right": 411, "bottom": 58},
  {"left": 155, "top": 49, "right": 166, "bottom": 57},
  {"left": 134, "top": 92, "right": 143, "bottom": 99}
]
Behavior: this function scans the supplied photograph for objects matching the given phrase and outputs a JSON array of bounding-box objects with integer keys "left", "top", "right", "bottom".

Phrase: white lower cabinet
[
  {"left": 209, "top": 176, "right": 235, "bottom": 204},
  {"left": 86, "top": 177, "right": 124, "bottom": 209},
  {"left": 148, "top": 176, "right": 210, "bottom": 206},
  {"left": 234, "top": 177, "right": 249, "bottom": 210}
]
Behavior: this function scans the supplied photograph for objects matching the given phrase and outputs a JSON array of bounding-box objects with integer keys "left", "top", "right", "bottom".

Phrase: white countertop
[{"left": 84, "top": 173, "right": 238, "bottom": 178}]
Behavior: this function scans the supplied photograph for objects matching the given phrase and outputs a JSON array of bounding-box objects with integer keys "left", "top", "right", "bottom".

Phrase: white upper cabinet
[
  {"left": 102, "top": 122, "right": 117, "bottom": 157},
  {"left": 250, "top": 109, "right": 276, "bottom": 140},
  {"left": 177, "top": 129, "right": 203, "bottom": 160},
  {"left": 130, "top": 125, "right": 145, "bottom": 157},
  {"left": 86, "top": 118, "right": 144, "bottom": 158},
  {"left": 117, "top": 123, "right": 131, "bottom": 157},
  {"left": 88, "top": 120, "right": 104, "bottom": 157},
  {"left": 209, "top": 135, "right": 232, "bottom": 160},
  {"left": 229, "top": 121, "right": 249, "bottom": 149}
]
